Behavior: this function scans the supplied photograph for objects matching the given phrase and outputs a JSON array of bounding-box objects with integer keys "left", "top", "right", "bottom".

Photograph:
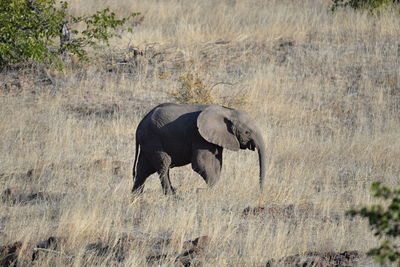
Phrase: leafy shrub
[
  {"left": 330, "top": 0, "right": 399, "bottom": 13},
  {"left": 0, "top": 0, "right": 140, "bottom": 69},
  {"left": 347, "top": 182, "right": 400, "bottom": 264},
  {"left": 168, "top": 71, "right": 248, "bottom": 109}
]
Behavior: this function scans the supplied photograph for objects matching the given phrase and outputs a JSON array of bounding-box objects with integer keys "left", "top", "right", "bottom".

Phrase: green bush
[
  {"left": 0, "top": 0, "right": 140, "bottom": 69},
  {"left": 330, "top": 0, "right": 398, "bottom": 13},
  {"left": 347, "top": 182, "right": 400, "bottom": 265}
]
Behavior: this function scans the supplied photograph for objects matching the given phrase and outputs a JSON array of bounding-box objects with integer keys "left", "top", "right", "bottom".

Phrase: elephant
[{"left": 132, "top": 103, "right": 266, "bottom": 195}]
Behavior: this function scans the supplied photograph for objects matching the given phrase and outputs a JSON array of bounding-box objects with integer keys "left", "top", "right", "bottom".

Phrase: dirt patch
[
  {"left": 85, "top": 232, "right": 209, "bottom": 266},
  {"left": 242, "top": 203, "right": 341, "bottom": 225},
  {"left": 65, "top": 102, "right": 121, "bottom": 119},
  {"left": 0, "top": 70, "right": 53, "bottom": 96},
  {"left": 266, "top": 250, "right": 360, "bottom": 267},
  {"left": 0, "top": 231, "right": 7, "bottom": 240},
  {"left": 242, "top": 204, "right": 295, "bottom": 218},
  {"left": 1, "top": 188, "right": 65, "bottom": 205},
  {"left": 273, "top": 38, "right": 296, "bottom": 65},
  {"left": 92, "top": 159, "right": 125, "bottom": 176},
  {"left": 0, "top": 164, "right": 55, "bottom": 183},
  {"left": 84, "top": 233, "right": 141, "bottom": 263}
]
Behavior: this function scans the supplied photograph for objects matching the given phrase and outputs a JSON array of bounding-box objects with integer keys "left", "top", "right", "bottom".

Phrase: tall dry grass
[{"left": 1, "top": 0, "right": 400, "bottom": 265}]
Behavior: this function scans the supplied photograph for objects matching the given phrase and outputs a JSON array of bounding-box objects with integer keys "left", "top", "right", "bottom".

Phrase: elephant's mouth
[{"left": 247, "top": 140, "right": 255, "bottom": 151}]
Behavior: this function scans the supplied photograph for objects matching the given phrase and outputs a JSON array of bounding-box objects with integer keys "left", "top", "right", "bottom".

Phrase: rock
[
  {"left": 265, "top": 250, "right": 360, "bottom": 267},
  {"left": 32, "top": 236, "right": 63, "bottom": 261},
  {"left": 1, "top": 188, "right": 22, "bottom": 204},
  {"left": 0, "top": 241, "right": 23, "bottom": 267},
  {"left": 85, "top": 233, "right": 145, "bottom": 263},
  {"left": 1, "top": 232, "right": 209, "bottom": 266},
  {"left": 176, "top": 236, "right": 210, "bottom": 267},
  {"left": 0, "top": 236, "right": 64, "bottom": 266}
]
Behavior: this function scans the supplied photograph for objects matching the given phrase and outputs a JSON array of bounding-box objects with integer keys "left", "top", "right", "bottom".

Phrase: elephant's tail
[{"left": 132, "top": 139, "right": 140, "bottom": 179}]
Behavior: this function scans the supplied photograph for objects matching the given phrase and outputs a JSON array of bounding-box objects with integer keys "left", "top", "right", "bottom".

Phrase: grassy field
[{"left": 1, "top": 0, "right": 400, "bottom": 265}]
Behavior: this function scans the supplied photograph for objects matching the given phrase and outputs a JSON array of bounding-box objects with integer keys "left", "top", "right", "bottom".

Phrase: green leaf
[
  {"left": 0, "top": 0, "right": 140, "bottom": 69},
  {"left": 349, "top": 182, "right": 400, "bottom": 265}
]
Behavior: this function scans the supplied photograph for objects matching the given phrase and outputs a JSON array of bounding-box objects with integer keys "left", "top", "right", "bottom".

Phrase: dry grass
[{"left": 1, "top": 0, "right": 400, "bottom": 266}]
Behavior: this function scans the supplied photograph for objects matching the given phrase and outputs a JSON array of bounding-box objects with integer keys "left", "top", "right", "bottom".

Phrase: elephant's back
[
  {"left": 136, "top": 103, "right": 208, "bottom": 143},
  {"left": 149, "top": 103, "right": 208, "bottom": 128}
]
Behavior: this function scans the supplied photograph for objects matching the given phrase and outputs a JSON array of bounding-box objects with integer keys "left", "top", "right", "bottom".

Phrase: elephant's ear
[{"left": 197, "top": 105, "right": 240, "bottom": 151}]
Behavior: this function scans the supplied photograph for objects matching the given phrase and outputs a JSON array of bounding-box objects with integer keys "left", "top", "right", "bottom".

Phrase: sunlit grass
[{"left": 1, "top": 0, "right": 400, "bottom": 265}]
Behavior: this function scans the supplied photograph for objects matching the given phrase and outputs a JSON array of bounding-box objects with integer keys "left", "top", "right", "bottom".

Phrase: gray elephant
[{"left": 132, "top": 103, "right": 266, "bottom": 195}]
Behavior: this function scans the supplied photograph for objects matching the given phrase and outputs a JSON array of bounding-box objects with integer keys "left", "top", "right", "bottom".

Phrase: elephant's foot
[
  {"left": 195, "top": 188, "right": 208, "bottom": 194},
  {"left": 172, "top": 194, "right": 183, "bottom": 201},
  {"left": 131, "top": 184, "right": 144, "bottom": 194},
  {"left": 129, "top": 192, "right": 143, "bottom": 205},
  {"left": 162, "top": 186, "right": 175, "bottom": 195}
]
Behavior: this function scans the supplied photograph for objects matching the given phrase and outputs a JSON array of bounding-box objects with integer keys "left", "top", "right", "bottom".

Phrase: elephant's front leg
[
  {"left": 159, "top": 168, "right": 175, "bottom": 195},
  {"left": 191, "top": 144, "right": 223, "bottom": 187}
]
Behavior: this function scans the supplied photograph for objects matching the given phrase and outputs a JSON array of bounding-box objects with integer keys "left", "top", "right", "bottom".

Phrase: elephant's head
[{"left": 197, "top": 105, "right": 266, "bottom": 190}]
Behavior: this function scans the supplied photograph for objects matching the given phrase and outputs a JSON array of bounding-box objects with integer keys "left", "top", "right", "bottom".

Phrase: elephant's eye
[{"left": 245, "top": 130, "right": 250, "bottom": 135}]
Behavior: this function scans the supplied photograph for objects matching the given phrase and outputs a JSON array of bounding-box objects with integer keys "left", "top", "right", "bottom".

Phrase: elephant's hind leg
[
  {"left": 132, "top": 154, "right": 156, "bottom": 194},
  {"left": 154, "top": 152, "right": 175, "bottom": 195},
  {"left": 142, "top": 144, "right": 175, "bottom": 195}
]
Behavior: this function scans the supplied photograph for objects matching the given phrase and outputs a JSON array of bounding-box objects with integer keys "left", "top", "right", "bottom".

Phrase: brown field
[{"left": 1, "top": 0, "right": 400, "bottom": 266}]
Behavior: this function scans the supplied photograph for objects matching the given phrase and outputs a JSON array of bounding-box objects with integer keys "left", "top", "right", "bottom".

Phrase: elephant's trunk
[{"left": 254, "top": 132, "right": 266, "bottom": 191}]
